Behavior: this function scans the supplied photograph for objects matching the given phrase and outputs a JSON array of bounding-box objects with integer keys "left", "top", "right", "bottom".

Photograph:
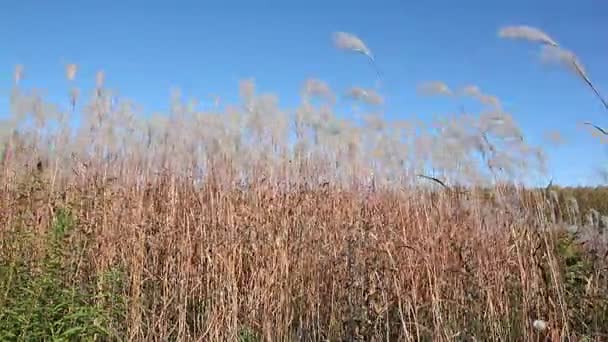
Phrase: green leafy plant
[{"left": 0, "top": 207, "right": 124, "bottom": 341}]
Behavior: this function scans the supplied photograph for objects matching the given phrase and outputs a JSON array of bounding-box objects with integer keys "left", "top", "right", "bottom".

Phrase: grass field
[{"left": 1, "top": 28, "right": 608, "bottom": 341}]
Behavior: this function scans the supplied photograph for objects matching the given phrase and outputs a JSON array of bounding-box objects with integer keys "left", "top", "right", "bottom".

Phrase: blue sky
[{"left": 1, "top": 0, "right": 607, "bottom": 186}]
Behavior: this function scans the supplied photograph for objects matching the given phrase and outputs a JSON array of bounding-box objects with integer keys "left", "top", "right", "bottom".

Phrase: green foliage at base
[
  {"left": 554, "top": 232, "right": 608, "bottom": 339},
  {"left": 0, "top": 207, "right": 126, "bottom": 341}
]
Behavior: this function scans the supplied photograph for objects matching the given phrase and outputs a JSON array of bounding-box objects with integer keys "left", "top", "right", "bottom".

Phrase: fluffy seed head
[
  {"left": 600, "top": 215, "right": 608, "bottom": 234},
  {"left": 66, "top": 63, "right": 78, "bottom": 81},
  {"left": 540, "top": 45, "right": 589, "bottom": 81},
  {"left": 459, "top": 85, "right": 502, "bottom": 109},
  {"left": 566, "top": 196, "right": 580, "bottom": 216},
  {"left": 461, "top": 85, "right": 482, "bottom": 98},
  {"left": 499, "top": 25, "right": 558, "bottom": 46},
  {"left": 302, "top": 78, "right": 335, "bottom": 104},
  {"left": 542, "top": 45, "right": 608, "bottom": 109},
  {"left": 333, "top": 31, "right": 373, "bottom": 59},
  {"left": 549, "top": 190, "right": 559, "bottom": 204},
  {"left": 533, "top": 319, "right": 548, "bottom": 332},
  {"left": 14, "top": 64, "right": 24, "bottom": 85},
  {"left": 417, "top": 81, "right": 452, "bottom": 96},
  {"left": 96, "top": 70, "right": 105, "bottom": 88},
  {"left": 346, "top": 87, "right": 384, "bottom": 105},
  {"left": 239, "top": 78, "right": 256, "bottom": 100},
  {"left": 478, "top": 94, "right": 502, "bottom": 109}
]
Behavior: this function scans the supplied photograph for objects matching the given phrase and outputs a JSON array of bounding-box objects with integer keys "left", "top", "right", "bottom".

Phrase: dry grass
[
  {"left": 1, "top": 156, "right": 607, "bottom": 341},
  {"left": 0, "top": 22, "right": 607, "bottom": 338}
]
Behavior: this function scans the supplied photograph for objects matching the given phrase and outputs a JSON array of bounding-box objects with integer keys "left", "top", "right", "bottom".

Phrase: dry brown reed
[
  {"left": 0, "top": 63, "right": 606, "bottom": 341},
  {"left": 0, "top": 163, "right": 587, "bottom": 341}
]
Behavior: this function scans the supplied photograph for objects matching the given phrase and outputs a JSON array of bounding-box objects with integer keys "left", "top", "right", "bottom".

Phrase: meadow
[{"left": 1, "top": 26, "right": 607, "bottom": 341}]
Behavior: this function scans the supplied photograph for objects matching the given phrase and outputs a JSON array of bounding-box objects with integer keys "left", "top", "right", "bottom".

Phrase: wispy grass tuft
[
  {"left": 332, "top": 31, "right": 374, "bottom": 60},
  {"left": 498, "top": 25, "right": 558, "bottom": 46},
  {"left": 65, "top": 63, "right": 78, "bottom": 81},
  {"left": 345, "top": 86, "right": 384, "bottom": 106},
  {"left": 417, "top": 81, "right": 453, "bottom": 97},
  {"left": 332, "top": 31, "right": 382, "bottom": 82},
  {"left": 541, "top": 45, "right": 608, "bottom": 110},
  {"left": 302, "top": 78, "right": 336, "bottom": 104}
]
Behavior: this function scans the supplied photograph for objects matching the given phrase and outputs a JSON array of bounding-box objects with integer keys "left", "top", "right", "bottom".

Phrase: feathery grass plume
[
  {"left": 417, "top": 81, "right": 452, "bottom": 96},
  {"left": 585, "top": 211, "right": 595, "bottom": 228},
  {"left": 332, "top": 31, "right": 382, "bottom": 81},
  {"left": 63, "top": 63, "right": 79, "bottom": 111},
  {"left": 239, "top": 78, "right": 256, "bottom": 113},
  {"left": 540, "top": 45, "right": 608, "bottom": 110},
  {"left": 600, "top": 215, "right": 608, "bottom": 234},
  {"left": 94, "top": 70, "right": 106, "bottom": 99},
  {"left": 13, "top": 64, "right": 24, "bottom": 86},
  {"left": 540, "top": 45, "right": 587, "bottom": 77},
  {"left": 498, "top": 25, "right": 558, "bottom": 46},
  {"left": 362, "top": 112, "right": 386, "bottom": 132},
  {"left": 65, "top": 63, "right": 78, "bottom": 81},
  {"left": 587, "top": 208, "right": 600, "bottom": 228},
  {"left": 207, "top": 94, "right": 221, "bottom": 109},
  {"left": 565, "top": 196, "right": 580, "bottom": 225},
  {"left": 461, "top": 85, "right": 482, "bottom": 98},
  {"left": 301, "top": 78, "right": 335, "bottom": 104},
  {"left": 333, "top": 31, "right": 372, "bottom": 59},
  {"left": 96, "top": 70, "right": 105, "bottom": 88},
  {"left": 479, "top": 112, "right": 523, "bottom": 140},
  {"left": 459, "top": 85, "right": 502, "bottom": 109},
  {"left": 549, "top": 189, "right": 559, "bottom": 205},
  {"left": 345, "top": 86, "right": 384, "bottom": 106},
  {"left": 532, "top": 319, "right": 549, "bottom": 332},
  {"left": 478, "top": 94, "right": 501, "bottom": 108}
]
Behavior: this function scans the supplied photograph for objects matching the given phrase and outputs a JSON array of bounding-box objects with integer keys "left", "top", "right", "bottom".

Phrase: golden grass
[
  {"left": 1, "top": 46, "right": 607, "bottom": 338},
  {"left": 2, "top": 161, "right": 606, "bottom": 341}
]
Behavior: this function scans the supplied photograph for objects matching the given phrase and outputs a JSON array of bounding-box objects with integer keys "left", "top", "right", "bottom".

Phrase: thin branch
[
  {"left": 584, "top": 122, "right": 608, "bottom": 136},
  {"left": 417, "top": 174, "right": 450, "bottom": 190},
  {"left": 574, "top": 64, "right": 608, "bottom": 111}
]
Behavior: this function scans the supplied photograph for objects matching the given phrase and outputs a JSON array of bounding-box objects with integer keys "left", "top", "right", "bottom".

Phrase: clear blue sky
[{"left": 1, "top": 0, "right": 607, "bottom": 186}]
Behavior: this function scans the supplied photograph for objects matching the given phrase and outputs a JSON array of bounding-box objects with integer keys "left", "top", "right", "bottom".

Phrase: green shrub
[
  {"left": 0, "top": 207, "right": 125, "bottom": 341},
  {"left": 554, "top": 232, "right": 608, "bottom": 339}
]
